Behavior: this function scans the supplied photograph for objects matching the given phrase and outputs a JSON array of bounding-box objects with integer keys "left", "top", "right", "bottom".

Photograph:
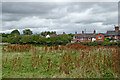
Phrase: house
[
  {"left": 72, "top": 31, "right": 105, "bottom": 43},
  {"left": 96, "top": 33, "right": 105, "bottom": 42},
  {"left": 105, "top": 26, "right": 120, "bottom": 42},
  {"left": 72, "top": 26, "right": 120, "bottom": 43},
  {"left": 72, "top": 30, "right": 98, "bottom": 43}
]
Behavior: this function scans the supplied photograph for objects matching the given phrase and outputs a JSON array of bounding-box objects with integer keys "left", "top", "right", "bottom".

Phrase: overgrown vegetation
[
  {"left": 2, "top": 34, "right": 72, "bottom": 46},
  {"left": 2, "top": 44, "right": 119, "bottom": 78},
  {"left": 1, "top": 29, "right": 73, "bottom": 46},
  {"left": 79, "top": 42, "right": 120, "bottom": 47}
]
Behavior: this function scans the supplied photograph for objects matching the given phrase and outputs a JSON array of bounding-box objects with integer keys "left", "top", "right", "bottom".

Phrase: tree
[
  {"left": 7, "top": 35, "right": 22, "bottom": 44},
  {"left": 41, "top": 31, "right": 55, "bottom": 36},
  {"left": 2, "top": 37, "right": 8, "bottom": 42},
  {"left": 2, "top": 33, "right": 10, "bottom": 37},
  {"left": 23, "top": 29, "right": 32, "bottom": 35},
  {"left": 68, "top": 33, "right": 75, "bottom": 38},
  {"left": 11, "top": 29, "right": 20, "bottom": 36},
  {"left": 41, "top": 31, "right": 46, "bottom": 36},
  {"left": 46, "top": 34, "right": 72, "bottom": 46}
]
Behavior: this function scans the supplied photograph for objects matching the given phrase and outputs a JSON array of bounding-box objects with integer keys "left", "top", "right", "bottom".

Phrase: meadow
[{"left": 2, "top": 44, "right": 119, "bottom": 78}]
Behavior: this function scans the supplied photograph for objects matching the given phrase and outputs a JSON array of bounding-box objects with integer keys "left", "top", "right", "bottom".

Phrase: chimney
[
  {"left": 53, "top": 31, "right": 56, "bottom": 36},
  {"left": 63, "top": 32, "right": 65, "bottom": 34},
  {"left": 94, "top": 30, "right": 96, "bottom": 34},
  {"left": 82, "top": 31, "right": 84, "bottom": 34},
  {"left": 75, "top": 32, "right": 77, "bottom": 35},
  {"left": 45, "top": 32, "right": 47, "bottom": 36},
  {"left": 115, "top": 26, "right": 119, "bottom": 31}
]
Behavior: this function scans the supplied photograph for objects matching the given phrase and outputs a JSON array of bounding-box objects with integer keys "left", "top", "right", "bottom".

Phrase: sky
[{"left": 0, "top": 2, "right": 118, "bottom": 34}]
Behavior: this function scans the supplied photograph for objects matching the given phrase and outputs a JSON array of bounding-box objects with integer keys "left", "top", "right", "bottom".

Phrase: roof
[
  {"left": 75, "top": 33, "right": 96, "bottom": 38},
  {"left": 74, "top": 33, "right": 106, "bottom": 38},
  {"left": 96, "top": 33, "right": 106, "bottom": 35},
  {"left": 106, "top": 30, "right": 120, "bottom": 36}
]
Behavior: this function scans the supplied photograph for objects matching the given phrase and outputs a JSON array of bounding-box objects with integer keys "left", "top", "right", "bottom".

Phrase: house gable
[{"left": 96, "top": 33, "right": 105, "bottom": 41}]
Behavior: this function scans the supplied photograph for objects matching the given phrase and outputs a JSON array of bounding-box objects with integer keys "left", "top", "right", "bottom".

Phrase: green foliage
[
  {"left": 23, "top": 29, "right": 32, "bottom": 35},
  {"left": 68, "top": 33, "right": 75, "bottom": 37},
  {"left": 41, "top": 31, "right": 55, "bottom": 36},
  {"left": 6, "top": 33, "right": 72, "bottom": 46},
  {"left": 7, "top": 35, "right": 22, "bottom": 44},
  {"left": 2, "top": 37, "right": 8, "bottom": 42},
  {"left": 1, "top": 33, "right": 10, "bottom": 37},
  {"left": 11, "top": 29, "right": 20, "bottom": 36},
  {"left": 105, "top": 38, "right": 110, "bottom": 42},
  {"left": 104, "top": 37, "right": 114, "bottom": 42},
  {"left": 46, "top": 34, "right": 72, "bottom": 46},
  {"left": 110, "top": 37, "right": 114, "bottom": 41},
  {"left": 19, "top": 35, "right": 47, "bottom": 45}
]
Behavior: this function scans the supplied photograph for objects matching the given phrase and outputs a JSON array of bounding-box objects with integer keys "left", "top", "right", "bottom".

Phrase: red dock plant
[
  {"left": 47, "top": 58, "right": 51, "bottom": 71},
  {"left": 45, "top": 45, "right": 48, "bottom": 52},
  {"left": 59, "top": 65, "right": 62, "bottom": 72},
  {"left": 65, "top": 65, "right": 69, "bottom": 74},
  {"left": 54, "top": 45, "right": 59, "bottom": 50}
]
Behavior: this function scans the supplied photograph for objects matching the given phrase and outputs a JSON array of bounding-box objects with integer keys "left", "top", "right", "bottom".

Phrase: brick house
[
  {"left": 96, "top": 33, "right": 105, "bottom": 42},
  {"left": 105, "top": 26, "right": 120, "bottom": 42},
  {"left": 72, "top": 30, "right": 98, "bottom": 43},
  {"left": 71, "top": 26, "right": 120, "bottom": 43}
]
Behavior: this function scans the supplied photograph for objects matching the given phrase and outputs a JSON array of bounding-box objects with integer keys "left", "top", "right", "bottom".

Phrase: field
[{"left": 2, "top": 44, "right": 119, "bottom": 78}]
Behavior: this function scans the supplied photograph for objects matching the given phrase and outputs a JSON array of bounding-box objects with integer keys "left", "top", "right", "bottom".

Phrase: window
[
  {"left": 81, "top": 38, "right": 83, "bottom": 40},
  {"left": 115, "top": 36, "right": 118, "bottom": 39},
  {"left": 77, "top": 40, "right": 80, "bottom": 43},
  {"left": 75, "top": 36, "right": 78, "bottom": 39},
  {"left": 98, "top": 36, "right": 102, "bottom": 39},
  {"left": 88, "top": 38, "right": 91, "bottom": 40}
]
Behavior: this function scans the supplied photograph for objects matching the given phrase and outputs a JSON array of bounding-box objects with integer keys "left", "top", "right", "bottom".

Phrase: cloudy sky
[{"left": 1, "top": 2, "right": 118, "bottom": 34}]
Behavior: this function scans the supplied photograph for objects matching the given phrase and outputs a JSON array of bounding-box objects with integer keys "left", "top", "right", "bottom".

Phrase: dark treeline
[
  {"left": 1, "top": 33, "right": 73, "bottom": 46},
  {"left": 2, "top": 34, "right": 72, "bottom": 46},
  {"left": 1, "top": 29, "right": 73, "bottom": 46}
]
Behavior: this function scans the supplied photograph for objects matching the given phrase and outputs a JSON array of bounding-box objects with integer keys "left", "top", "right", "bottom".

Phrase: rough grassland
[{"left": 2, "top": 44, "right": 119, "bottom": 78}]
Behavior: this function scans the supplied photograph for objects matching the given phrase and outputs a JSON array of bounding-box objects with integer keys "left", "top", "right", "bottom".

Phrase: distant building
[
  {"left": 71, "top": 26, "right": 120, "bottom": 43},
  {"left": 45, "top": 31, "right": 56, "bottom": 38},
  {"left": 46, "top": 34, "right": 50, "bottom": 38},
  {"left": 105, "top": 26, "right": 120, "bottom": 42}
]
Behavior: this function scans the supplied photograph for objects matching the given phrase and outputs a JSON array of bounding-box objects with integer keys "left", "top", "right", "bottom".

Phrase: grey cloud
[
  {"left": 1, "top": 2, "right": 118, "bottom": 34},
  {"left": 2, "top": 2, "right": 54, "bottom": 14}
]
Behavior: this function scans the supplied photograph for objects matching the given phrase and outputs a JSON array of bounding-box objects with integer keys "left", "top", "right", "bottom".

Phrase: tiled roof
[
  {"left": 75, "top": 33, "right": 106, "bottom": 38},
  {"left": 106, "top": 30, "right": 120, "bottom": 36},
  {"left": 75, "top": 33, "right": 96, "bottom": 38}
]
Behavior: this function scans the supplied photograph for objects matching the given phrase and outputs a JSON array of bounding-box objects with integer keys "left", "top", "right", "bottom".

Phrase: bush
[
  {"left": 2, "top": 37, "right": 8, "bottom": 42},
  {"left": 5, "top": 34, "right": 72, "bottom": 46}
]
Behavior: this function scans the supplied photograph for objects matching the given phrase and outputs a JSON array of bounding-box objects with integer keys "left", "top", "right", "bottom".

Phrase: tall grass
[{"left": 2, "top": 44, "right": 119, "bottom": 78}]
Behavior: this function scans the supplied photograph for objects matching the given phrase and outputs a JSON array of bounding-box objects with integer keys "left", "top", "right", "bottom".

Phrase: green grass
[
  {"left": 0, "top": 46, "right": 2, "bottom": 79},
  {"left": 2, "top": 45, "right": 119, "bottom": 78}
]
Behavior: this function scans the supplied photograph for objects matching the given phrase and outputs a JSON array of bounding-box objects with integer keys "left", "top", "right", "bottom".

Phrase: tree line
[{"left": 1, "top": 29, "right": 73, "bottom": 46}]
